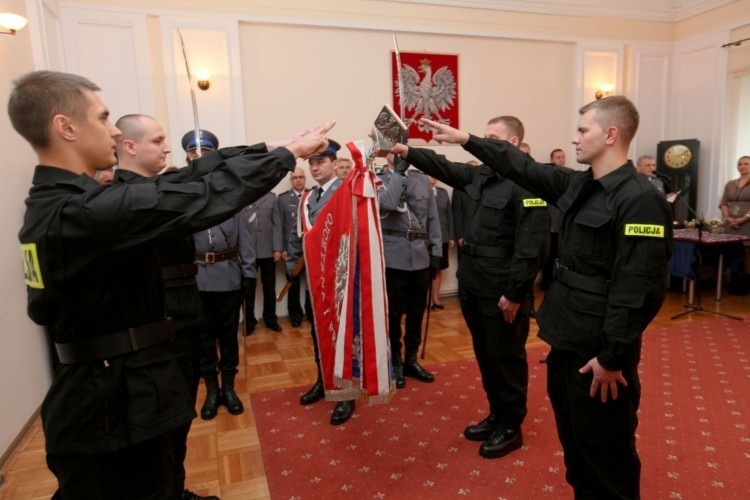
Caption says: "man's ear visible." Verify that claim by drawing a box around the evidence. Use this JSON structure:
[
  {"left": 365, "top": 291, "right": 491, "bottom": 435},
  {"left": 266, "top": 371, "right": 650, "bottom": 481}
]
[
  {"left": 122, "top": 139, "right": 137, "bottom": 156},
  {"left": 51, "top": 114, "right": 76, "bottom": 142},
  {"left": 605, "top": 126, "right": 619, "bottom": 145},
  {"left": 509, "top": 136, "right": 520, "bottom": 147}
]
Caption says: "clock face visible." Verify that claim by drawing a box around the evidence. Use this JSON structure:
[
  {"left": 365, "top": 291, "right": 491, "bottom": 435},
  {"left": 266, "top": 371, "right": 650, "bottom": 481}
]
[{"left": 664, "top": 144, "right": 692, "bottom": 169}]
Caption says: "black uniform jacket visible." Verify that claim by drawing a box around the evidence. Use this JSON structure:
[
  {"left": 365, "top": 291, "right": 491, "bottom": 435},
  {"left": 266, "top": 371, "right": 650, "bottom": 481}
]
[
  {"left": 462, "top": 135, "right": 673, "bottom": 370},
  {"left": 405, "top": 148, "right": 549, "bottom": 303},
  {"left": 19, "top": 144, "right": 294, "bottom": 455},
  {"left": 114, "top": 170, "right": 202, "bottom": 332}
]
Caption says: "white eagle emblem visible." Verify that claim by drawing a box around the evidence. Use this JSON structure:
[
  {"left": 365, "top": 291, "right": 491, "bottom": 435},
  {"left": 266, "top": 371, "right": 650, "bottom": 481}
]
[
  {"left": 334, "top": 234, "right": 350, "bottom": 324},
  {"left": 396, "top": 58, "right": 457, "bottom": 134}
]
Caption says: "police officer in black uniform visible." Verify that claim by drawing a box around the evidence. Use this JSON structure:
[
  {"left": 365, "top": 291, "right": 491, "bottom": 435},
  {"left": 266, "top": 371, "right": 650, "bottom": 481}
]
[
  {"left": 410, "top": 96, "right": 673, "bottom": 499},
  {"left": 395, "top": 116, "right": 549, "bottom": 459},
  {"left": 114, "top": 114, "right": 215, "bottom": 500},
  {"left": 10, "top": 70, "right": 332, "bottom": 500}
]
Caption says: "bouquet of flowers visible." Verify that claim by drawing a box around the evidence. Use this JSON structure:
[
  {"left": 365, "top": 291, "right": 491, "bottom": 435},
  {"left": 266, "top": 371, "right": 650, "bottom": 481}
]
[{"left": 683, "top": 217, "right": 725, "bottom": 233}]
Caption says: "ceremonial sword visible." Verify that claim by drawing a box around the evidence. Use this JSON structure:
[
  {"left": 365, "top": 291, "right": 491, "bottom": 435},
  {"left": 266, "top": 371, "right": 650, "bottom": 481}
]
[{"left": 177, "top": 28, "right": 203, "bottom": 158}]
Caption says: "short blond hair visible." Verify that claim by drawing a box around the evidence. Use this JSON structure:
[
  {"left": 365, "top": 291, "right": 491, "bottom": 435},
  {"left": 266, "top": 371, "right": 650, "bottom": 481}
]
[{"left": 579, "top": 95, "right": 639, "bottom": 145}]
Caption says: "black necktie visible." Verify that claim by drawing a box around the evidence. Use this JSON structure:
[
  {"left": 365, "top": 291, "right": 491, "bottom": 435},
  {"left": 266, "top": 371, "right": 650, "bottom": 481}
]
[{"left": 316, "top": 187, "right": 323, "bottom": 202}]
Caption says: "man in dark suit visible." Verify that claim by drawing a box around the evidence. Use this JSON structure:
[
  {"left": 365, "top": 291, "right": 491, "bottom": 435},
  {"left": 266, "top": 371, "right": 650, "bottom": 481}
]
[
  {"left": 429, "top": 175, "right": 454, "bottom": 309},
  {"left": 243, "top": 192, "right": 283, "bottom": 333}
]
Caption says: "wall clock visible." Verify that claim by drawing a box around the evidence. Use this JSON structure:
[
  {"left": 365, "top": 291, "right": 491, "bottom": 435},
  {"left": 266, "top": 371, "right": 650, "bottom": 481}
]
[{"left": 656, "top": 139, "right": 700, "bottom": 223}]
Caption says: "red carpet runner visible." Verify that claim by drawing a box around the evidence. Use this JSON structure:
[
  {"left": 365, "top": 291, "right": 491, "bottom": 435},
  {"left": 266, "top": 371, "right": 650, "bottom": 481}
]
[{"left": 251, "top": 317, "right": 750, "bottom": 498}]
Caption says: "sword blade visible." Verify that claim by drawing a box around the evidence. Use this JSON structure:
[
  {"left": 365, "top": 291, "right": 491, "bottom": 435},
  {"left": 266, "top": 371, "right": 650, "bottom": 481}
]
[
  {"left": 177, "top": 28, "right": 202, "bottom": 158},
  {"left": 392, "top": 32, "right": 406, "bottom": 127}
]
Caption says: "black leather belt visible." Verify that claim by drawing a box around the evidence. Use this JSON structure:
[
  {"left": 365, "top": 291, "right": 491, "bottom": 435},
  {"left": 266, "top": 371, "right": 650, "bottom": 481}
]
[
  {"left": 554, "top": 261, "right": 609, "bottom": 295},
  {"left": 382, "top": 229, "right": 428, "bottom": 240},
  {"left": 55, "top": 319, "right": 175, "bottom": 364},
  {"left": 161, "top": 263, "right": 198, "bottom": 280},
  {"left": 462, "top": 242, "right": 512, "bottom": 259},
  {"left": 196, "top": 248, "right": 238, "bottom": 264}
]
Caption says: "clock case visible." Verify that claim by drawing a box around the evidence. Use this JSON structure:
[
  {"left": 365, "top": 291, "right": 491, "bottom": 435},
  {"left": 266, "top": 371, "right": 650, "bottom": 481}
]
[{"left": 656, "top": 139, "right": 700, "bottom": 223}]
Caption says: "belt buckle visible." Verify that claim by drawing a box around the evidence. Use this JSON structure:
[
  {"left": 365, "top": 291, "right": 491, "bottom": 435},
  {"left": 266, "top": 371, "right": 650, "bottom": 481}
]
[
  {"left": 406, "top": 230, "right": 416, "bottom": 241},
  {"left": 205, "top": 252, "right": 216, "bottom": 264},
  {"left": 554, "top": 259, "right": 568, "bottom": 271}
]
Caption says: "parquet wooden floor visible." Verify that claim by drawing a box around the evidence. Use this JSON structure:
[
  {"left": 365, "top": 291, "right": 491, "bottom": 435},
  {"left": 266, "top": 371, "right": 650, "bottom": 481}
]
[{"left": 0, "top": 288, "right": 747, "bottom": 499}]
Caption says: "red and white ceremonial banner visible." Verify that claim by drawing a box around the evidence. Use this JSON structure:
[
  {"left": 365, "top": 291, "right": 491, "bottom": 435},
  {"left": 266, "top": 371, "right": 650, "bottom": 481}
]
[
  {"left": 392, "top": 51, "right": 459, "bottom": 143},
  {"left": 303, "top": 141, "right": 393, "bottom": 404}
]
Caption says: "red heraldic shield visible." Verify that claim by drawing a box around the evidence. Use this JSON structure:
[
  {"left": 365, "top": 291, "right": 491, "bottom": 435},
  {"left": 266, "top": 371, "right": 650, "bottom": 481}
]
[
  {"left": 392, "top": 51, "right": 459, "bottom": 143},
  {"left": 303, "top": 142, "right": 393, "bottom": 404}
]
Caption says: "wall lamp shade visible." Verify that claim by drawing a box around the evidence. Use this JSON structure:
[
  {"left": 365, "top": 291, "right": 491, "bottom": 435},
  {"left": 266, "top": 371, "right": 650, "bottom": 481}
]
[
  {"left": 0, "top": 13, "right": 28, "bottom": 35},
  {"left": 196, "top": 70, "right": 211, "bottom": 91},
  {"left": 595, "top": 84, "right": 615, "bottom": 100}
]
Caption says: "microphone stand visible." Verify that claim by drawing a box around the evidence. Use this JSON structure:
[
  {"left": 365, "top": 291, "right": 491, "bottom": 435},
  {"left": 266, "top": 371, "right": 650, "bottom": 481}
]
[{"left": 670, "top": 193, "right": 742, "bottom": 320}]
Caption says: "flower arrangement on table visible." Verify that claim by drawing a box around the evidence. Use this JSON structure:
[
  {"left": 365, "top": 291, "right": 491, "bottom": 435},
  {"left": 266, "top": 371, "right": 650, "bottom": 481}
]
[{"left": 682, "top": 217, "right": 725, "bottom": 234}]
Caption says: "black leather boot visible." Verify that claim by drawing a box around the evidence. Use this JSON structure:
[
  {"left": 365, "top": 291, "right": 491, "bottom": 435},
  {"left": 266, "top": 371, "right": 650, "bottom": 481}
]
[
  {"left": 393, "top": 354, "right": 405, "bottom": 389},
  {"left": 221, "top": 373, "right": 244, "bottom": 415},
  {"left": 300, "top": 377, "right": 325, "bottom": 405},
  {"left": 200, "top": 377, "right": 221, "bottom": 420},
  {"left": 403, "top": 352, "right": 434, "bottom": 383},
  {"left": 464, "top": 413, "right": 500, "bottom": 441}
]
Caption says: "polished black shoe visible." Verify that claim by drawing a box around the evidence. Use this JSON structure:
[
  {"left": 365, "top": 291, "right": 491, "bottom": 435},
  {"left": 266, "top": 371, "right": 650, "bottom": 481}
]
[
  {"left": 403, "top": 359, "right": 435, "bottom": 383},
  {"left": 200, "top": 389, "right": 221, "bottom": 420},
  {"left": 464, "top": 414, "right": 500, "bottom": 441},
  {"left": 244, "top": 322, "right": 257, "bottom": 336},
  {"left": 266, "top": 322, "right": 282, "bottom": 332},
  {"left": 291, "top": 318, "right": 302, "bottom": 327},
  {"left": 479, "top": 428, "right": 523, "bottom": 459},
  {"left": 300, "top": 379, "right": 325, "bottom": 405},
  {"left": 330, "top": 400, "right": 355, "bottom": 425},
  {"left": 182, "top": 489, "right": 220, "bottom": 500},
  {"left": 394, "top": 363, "right": 405, "bottom": 389},
  {"left": 222, "top": 387, "right": 244, "bottom": 415},
  {"left": 431, "top": 303, "right": 445, "bottom": 310}
]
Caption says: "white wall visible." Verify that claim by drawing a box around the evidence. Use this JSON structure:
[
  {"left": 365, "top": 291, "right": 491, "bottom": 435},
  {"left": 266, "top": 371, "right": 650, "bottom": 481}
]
[{"left": 0, "top": 0, "right": 55, "bottom": 463}]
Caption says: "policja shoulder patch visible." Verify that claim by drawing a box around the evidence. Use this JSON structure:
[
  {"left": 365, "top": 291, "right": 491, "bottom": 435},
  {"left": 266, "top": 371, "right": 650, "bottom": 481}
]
[
  {"left": 522, "top": 198, "right": 547, "bottom": 207},
  {"left": 624, "top": 224, "right": 664, "bottom": 238},
  {"left": 21, "top": 243, "right": 45, "bottom": 289}
]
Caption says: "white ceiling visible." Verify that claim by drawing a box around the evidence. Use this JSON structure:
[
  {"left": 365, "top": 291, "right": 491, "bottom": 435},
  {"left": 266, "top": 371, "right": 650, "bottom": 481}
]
[{"left": 382, "top": 0, "right": 737, "bottom": 22}]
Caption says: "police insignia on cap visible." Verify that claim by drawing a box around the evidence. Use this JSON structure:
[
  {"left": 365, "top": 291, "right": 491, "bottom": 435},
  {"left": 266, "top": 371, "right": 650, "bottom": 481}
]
[
  {"left": 181, "top": 129, "right": 219, "bottom": 152},
  {"left": 309, "top": 139, "right": 341, "bottom": 161}
]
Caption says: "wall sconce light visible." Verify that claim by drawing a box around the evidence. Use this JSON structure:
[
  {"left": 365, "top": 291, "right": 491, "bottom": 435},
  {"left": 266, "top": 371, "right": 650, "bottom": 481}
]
[
  {"left": 595, "top": 84, "right": 615, "bottom": 100},
  {"left": 0, "top": 12, "right": 28, "bottom": 35},
  {"left": 196, "top": 70, "right": 211, "bottom": 91}
]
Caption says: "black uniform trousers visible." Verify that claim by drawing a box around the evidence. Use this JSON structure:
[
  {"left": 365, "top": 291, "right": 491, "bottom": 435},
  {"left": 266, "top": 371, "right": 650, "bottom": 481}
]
[
  {"left": 460, "top": 292, "right": 529, "bottom": 430},
  {"left": 287, "top": 274, "right": 305, "bottom": 324},
  {"left": 546, "top": 348, "right": 641, "bottom": 500},
  {"left": 171, "top": 324, "right": 202, "bottom": 495},
  {"left": 385, "top": 267, "right": 430, "bottom": 357},
  {"left": 199, "top": 290, "right": 242, "bottom": 378},
  {"left": 48, "top": 433, "right": 177, "bottom": 500},
  {"left": 303, "top": 290, "right": 322, "bottom": 378},
  {"left": 245, "top": 257, "right": 278, "bottom": 326}
]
